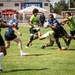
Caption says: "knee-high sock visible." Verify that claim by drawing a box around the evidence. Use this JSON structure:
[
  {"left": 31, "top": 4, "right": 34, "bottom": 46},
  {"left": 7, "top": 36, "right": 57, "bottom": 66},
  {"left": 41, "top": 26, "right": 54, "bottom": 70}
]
[
  {"left": 0, "top": 52, "right": 4, "bottom": 69},
  {"left": 0, "top": 52, "right": 4, "bottom": 58}
]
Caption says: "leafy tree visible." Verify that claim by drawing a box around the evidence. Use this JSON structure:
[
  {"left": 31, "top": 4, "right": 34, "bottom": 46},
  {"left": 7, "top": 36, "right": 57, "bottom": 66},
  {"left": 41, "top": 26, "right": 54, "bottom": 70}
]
[
  {"left": 50, "top": 3, "right": 54, "bottom": 13},
  {"left": 53, "top": 0, "right": 68, "bottom": 14}
]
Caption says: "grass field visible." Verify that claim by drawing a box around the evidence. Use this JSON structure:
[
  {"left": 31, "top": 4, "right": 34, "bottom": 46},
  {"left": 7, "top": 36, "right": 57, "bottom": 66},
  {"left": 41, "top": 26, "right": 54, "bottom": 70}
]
[{"left": 0, "top": 26, "right": 75, "bottom": 75}]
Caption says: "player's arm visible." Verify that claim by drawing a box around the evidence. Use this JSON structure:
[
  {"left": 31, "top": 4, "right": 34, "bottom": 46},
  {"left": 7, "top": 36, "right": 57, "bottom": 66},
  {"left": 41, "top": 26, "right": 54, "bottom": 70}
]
[
  {"left": 29, "top": 21, "right": 35, "bottom": 27},
  {"left": 10, "top": 22, "right": 22, "bottom": 36},
  {"left": 12, "top": 27, "right": 22, "bottom": 36},
  {"left": 0, "top": 22, "right": 15, "bottom": 28},
  {"left": 49, "top": 23, "right": 57, "bottom": 29},
  {"left": 60, "top": 18, "right": 70, "bottom": 25},
  {"left": 29, "top": 16, "right": 36, "bottom": 27}
]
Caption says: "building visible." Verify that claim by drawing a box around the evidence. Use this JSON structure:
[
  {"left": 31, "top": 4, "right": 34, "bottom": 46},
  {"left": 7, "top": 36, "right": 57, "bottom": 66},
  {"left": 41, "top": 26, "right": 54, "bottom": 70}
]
[{"left": 0, "top": 0, "right": 50, "bottom": 19}]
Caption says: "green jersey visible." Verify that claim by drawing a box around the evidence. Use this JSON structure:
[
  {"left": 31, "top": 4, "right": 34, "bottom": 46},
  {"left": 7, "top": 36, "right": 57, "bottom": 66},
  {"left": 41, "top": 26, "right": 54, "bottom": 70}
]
[
  {"left": 67, "top": 16, "right": 75, "bottom": 31},
  {"left": 30, "top": 15, "right": 38, "bottom": 27}
]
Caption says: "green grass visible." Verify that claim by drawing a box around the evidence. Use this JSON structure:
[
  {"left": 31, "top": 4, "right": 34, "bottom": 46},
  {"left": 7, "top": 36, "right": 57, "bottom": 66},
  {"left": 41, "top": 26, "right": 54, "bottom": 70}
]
[{"left": 0, "top": 26, "right": 75, "bottom": 75}]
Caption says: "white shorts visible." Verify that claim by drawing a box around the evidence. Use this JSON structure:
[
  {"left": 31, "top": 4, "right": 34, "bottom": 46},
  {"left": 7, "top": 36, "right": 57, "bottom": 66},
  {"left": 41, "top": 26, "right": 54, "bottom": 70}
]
[{"left": 43, "top": 31, "right": 55, "bottom": 41}]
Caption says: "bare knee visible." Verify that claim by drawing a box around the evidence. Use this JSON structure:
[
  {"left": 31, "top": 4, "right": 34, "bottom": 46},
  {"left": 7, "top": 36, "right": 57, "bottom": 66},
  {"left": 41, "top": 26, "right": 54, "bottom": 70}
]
[{"left": 16, "top": 39, "right": 22, "bottom": 44}]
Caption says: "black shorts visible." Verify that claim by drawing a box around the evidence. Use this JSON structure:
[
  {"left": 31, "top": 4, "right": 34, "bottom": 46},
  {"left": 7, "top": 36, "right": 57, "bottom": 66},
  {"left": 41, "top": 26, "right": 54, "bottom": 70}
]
[
  {"left": 5, "top": 31, "right": 17, "bottom": 41},
  {"left": 70, "top": 30, "right": 75, "bottom": 36},
  {"left": 54, "top": 26, "right": 67, "bottom": 38},
  {"left": 29, "top": 27, "right": 40, "bottom": 35},
  {"left": 0, "top": 34, "right": 5, "bottom": 46}
]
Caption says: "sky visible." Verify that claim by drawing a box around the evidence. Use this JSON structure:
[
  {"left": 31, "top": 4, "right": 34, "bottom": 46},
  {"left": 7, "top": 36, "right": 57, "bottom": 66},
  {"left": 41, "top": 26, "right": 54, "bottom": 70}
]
[{"left": 50, "top": 0, "right": 68, "bottom": 6}]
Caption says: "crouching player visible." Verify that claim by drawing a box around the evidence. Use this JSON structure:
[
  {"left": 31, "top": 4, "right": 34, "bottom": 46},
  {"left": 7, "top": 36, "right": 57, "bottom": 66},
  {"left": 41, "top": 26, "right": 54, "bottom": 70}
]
[
  {"left": 39, "top": 31, "right": 55, "bottom": 49},
  {"left": 39, "top": 31, "right": 68, "bottom": 49}
]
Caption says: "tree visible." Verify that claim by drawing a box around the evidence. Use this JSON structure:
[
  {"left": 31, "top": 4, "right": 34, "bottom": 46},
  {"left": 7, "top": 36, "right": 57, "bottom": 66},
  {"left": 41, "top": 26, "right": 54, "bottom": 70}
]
[
  {"left": 50, "top": 3, "right": 54, "bottom": 13},
  {"left": 53, "top": 0, "right": 68, "bottom": 14}
]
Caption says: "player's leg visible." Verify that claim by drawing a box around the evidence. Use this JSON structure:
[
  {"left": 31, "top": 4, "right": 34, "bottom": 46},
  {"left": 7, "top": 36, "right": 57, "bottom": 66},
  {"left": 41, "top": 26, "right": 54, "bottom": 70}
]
[
  {"left": 14, "top": 37, "right": 28, "bottom": 56},
  {"left": 62, "top": 36, "right": 69, "bottom": 50},
  {"left": 37, "top": 28, "right": 41, "bottom": 38},
  {"left": 41, "top": 39, "right": 54, "bottom": 49},
  {"left": 39, "top": 35, "right": 46, "bottom": 40},
  {"left": 39, "top": 31, "right": 51, "bottom": 40},
  {"left": 63, "top": 30, "right": 75, "bottom": 49},
  {"left": 0, "top": 52, "right": 4, "bottom": 72},
  {"left": 66, "top": 31, "right": 75, "bottom": 49},
  {"left": 0, "top": 46, "right": 6, "bottom": 72},
  {"left": 59, "top": 27, "right": 70, "bottom": 49},
  {"left": 4, "top": 31, "right": 13, "bottom": 49},
  {"left": 0, "top": 35, "right": 7, "bottom": 56},
  {"left": 55, "top": 38, "right": 62, "bottom": 50},
  {"left": 0, "top": 35, "right": 7, "bottom": 72},
  {"left": 54, "top": 32, "right": 62, "bottom": 50},
  {"left": 26, "top": 27, "right": 35, "bottom": 48},
  {"left": 0, "top": 55, "right": 3, "bottom": 72},
  {"left": 5, "top": 41, "right": 10, "bottom": 49},
  {"left": 39, "top": 33, "right": 48, "bottom": 40},
  {"left": 26, "top": 34, "right": 34, "bottom": 48}
]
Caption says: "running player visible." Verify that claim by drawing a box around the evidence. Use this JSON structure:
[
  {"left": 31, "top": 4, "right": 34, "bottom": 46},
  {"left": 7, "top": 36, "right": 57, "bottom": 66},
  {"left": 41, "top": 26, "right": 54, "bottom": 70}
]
[
  {"left": 47, "top": 14, "right": 71, "bottom": 50},
  {"left": 0, "top": 17, "right": 15, "bottom": 72},
  {"left": 60, "top": 12, "right": 75, "bottom": 49},
  {"left": 39, "top": 31, "right": 55, "bottom": 49},
  {"left": 39, "top": 31, "right": 68, "bottom": 49},
  {"left": 4, "top": 12, "right": 28, "bottom": 56},
  {"left": 26, "top": 8, "right": 41, "bottom": 48}
]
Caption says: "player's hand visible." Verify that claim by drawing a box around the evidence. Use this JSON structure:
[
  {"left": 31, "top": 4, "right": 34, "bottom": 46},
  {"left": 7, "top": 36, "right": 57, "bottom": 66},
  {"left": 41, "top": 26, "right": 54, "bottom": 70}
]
[
  {"left": 16, "top": 27, "right": 19, "bottom": 30},
  {"left": 34, "top": 25, "right": 39, "bottom": 28},
  {"left": 18, "top": 32, "right": 22, "bottom": 36},
  {"left": 48, "top": 24, "right": 52, "bottom": 27}
]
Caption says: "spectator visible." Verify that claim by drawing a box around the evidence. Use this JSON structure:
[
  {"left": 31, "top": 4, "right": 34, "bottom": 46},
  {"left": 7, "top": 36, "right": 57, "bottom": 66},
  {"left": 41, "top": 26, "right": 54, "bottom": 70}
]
[{"left": 39, "top": 13, "right": 45, "bottom": 27}]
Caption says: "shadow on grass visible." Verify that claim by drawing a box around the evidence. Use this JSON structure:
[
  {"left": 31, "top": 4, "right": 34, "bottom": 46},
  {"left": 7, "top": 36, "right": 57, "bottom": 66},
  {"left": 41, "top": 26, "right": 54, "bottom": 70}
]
[
  {"left": 64, "top": 48, "right": 75, "bottom": 51},
  {"left": 3, "top": 68, "right": 48, "bottom": 73},
  {"left": 28, "top": 53, "right": 51, "bottom": 56}
]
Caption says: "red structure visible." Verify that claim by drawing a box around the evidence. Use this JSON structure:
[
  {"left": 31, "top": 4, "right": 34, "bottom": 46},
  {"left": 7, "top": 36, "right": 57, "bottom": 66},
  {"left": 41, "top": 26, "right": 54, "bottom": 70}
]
[{"left": 2, "top": 9, "right": 16, "bottom": 17}]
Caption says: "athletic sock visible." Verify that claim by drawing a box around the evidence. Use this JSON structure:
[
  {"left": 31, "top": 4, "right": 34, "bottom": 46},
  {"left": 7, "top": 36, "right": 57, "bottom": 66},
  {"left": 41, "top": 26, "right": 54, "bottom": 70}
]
[
  {"left": 0, "top": 53, "right": 4, "bottom": 72},
  {"left": 0, "top": 53, "right": 4, "bottom": 58},
  {"left": 20, "top": 50, "right": 24, "bottom": 53}
]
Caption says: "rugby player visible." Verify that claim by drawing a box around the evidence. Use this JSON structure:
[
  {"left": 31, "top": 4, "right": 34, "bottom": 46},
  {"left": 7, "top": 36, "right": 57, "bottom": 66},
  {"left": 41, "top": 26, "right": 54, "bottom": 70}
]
[
  {"left": 26, "top": 8, "right": 41, "bottom": 48},
  {"left": 4, "top": 12, "right": 28, "bottom": 56}
]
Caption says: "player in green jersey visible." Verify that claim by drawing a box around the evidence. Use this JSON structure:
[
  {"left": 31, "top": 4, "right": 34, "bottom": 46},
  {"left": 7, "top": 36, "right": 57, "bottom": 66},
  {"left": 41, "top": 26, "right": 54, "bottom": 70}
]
[
  {"left": 61, "top": 12, "right": 75, "bottom": 49},
  {"left": 39, "top": 31, "right": 68, "bottom": 49},
  {"left": 26, "top": 8, "right": 41, "bottom": 48}
]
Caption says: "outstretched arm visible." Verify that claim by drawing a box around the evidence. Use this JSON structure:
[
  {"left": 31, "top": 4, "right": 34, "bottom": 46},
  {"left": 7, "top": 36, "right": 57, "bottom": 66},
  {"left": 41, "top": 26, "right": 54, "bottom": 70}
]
[
  {"left": 12, "top": 27, "right": 22, "bottom": 36},
  {"left": 60, "top": 19, "right": 69, "bottom": 25},
  {"left": 48, "top": 23, "right": 57, "bottom": 29},
  {"left": 0, "top": 23, "right": 15, "bottom": 28}
]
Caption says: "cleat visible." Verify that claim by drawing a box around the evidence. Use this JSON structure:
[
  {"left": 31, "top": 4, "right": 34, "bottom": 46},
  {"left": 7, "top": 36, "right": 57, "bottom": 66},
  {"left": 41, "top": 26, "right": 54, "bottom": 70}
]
[
  {"left": 25, "top": 46, "right": 29, "bottom": 48},
  {"left": 0, "top": 69, "right": 3, "bottom": 72},
  {"left": 58, "top": 48, "right": 62, "bottom": 50},
  {"left": 21, "top": 52, "right": 29, "bottom": 56},
  {"left": 41, "top": 46, "right": 45, "bottom": 49},
  {"left": 62, "top": 47, "right": 69, "bottom": 50}
]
